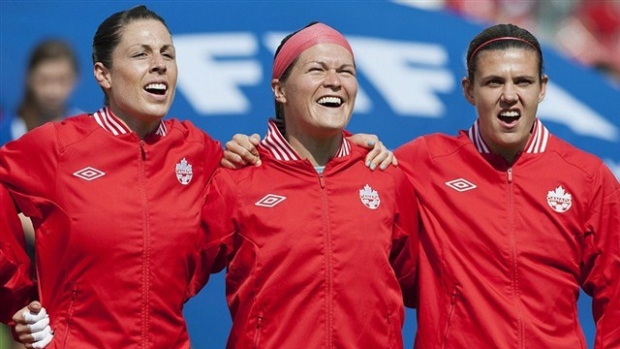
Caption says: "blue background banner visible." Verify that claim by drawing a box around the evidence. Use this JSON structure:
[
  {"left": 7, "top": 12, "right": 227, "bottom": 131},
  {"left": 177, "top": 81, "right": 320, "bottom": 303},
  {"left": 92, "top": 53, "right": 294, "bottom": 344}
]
[{"left": 2, "top": 1, "right": 618, "bottom": 348}]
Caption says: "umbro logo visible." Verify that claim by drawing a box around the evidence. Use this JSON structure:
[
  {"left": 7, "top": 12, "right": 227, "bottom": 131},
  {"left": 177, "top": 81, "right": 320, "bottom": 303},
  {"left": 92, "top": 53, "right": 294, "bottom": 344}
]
[
  {"left": 445, "top": 178, "right": 477, "bottom": 192},
  {"left": 73, "top": 167, "right": 105, "bottom": 181},
  {"left": 255, "top": 194, "right": 286, "bottom": 208}
]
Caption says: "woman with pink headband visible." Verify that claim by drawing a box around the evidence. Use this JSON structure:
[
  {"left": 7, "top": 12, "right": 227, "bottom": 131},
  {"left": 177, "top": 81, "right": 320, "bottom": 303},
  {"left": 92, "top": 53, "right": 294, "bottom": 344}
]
[{"left": 203, "top": 22, "right": 419, "bottom": 348}]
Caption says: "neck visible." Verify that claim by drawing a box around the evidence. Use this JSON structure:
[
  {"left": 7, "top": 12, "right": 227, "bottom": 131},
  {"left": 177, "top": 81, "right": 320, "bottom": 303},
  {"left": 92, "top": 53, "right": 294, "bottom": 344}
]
[
  {"left": 496, "top": 149, "right": 519, "bottom": 164},
  {"left": 480, "top": 130, "right": 532, "bottom": 165},
  {"left": 21, "top": 105, "right": 65, "bottom": 131},
  {"left": 128, "top": 121, "right": 159, "bottom": 140},
  {"left": 286, "top": 131, "right": 343, "bottom": 166},
  {"left": 108, "top": 106, "right": 161, "bottom": 139}
]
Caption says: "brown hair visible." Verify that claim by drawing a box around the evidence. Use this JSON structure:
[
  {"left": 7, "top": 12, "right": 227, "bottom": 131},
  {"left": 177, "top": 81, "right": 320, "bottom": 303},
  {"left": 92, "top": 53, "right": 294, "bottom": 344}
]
[
  {"left": 18, "top": 39, "right": 79, "bottom": 131},
  {"left": 92, "top": 5, "right": 170, "bottom": 105},
  {"left": 466, "top": 23, "right": 544, "bottom": 81}
]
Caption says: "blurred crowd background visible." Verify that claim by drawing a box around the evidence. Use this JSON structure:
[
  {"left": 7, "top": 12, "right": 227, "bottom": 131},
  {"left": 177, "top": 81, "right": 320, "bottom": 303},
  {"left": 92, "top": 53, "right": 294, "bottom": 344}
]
[{"left": 406, "top": 0, "right": 620, "bottom": 84}]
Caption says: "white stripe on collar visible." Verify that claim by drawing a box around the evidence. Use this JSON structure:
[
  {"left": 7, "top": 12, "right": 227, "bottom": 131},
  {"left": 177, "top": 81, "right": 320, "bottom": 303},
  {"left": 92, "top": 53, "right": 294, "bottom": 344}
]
[
  {"left": 90, "top": 107, "right": 167, "bottom": 137},
  {"left": 259, "top": 119, "right": 351, "bottom": 161},
  {"left": 468, "top": 118, "right": 548, "bottom": 154}
]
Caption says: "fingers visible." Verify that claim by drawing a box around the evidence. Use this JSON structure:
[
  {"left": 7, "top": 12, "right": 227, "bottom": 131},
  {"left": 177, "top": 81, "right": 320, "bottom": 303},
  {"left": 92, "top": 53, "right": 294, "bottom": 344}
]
[
  {"left": 15, "top": 322, "right": 34, "bottom": 343},
  {"left": 30, "top": 325, "right": 53, "bottom": 349},
  {"left": 27, "top": 313, "right": 50, "bottom": 333},
  {"left": 248, "top": 133, "right": 261, "bottom": 146},
  {"left": 22, "top": 324, "right": 53, "bottom": 349},
  {"left": 221, "top": 134, "right": 262, "bottom": 169},
  {"left": 23, "top": 307, "right": 47, "bottom": 323},
  {"left": 346, "top": 133, "right": 377, "bottom": 150},
  {"left": 14, "top": 305, "right": 54, "bottom": 348},
  {"left": 30, "top": 325, "right": 51, "bottom": 342},
  {"left": 344, "top": 133, "right": 397, "bottom": 171},
  {"left": 391, "top": 154, "right": 399, "bottom": 167},
  {"left": 365, "top": 141, "right": 396, "bottom": 171},
  {"left": 13, "top": 302, "right": 40, "bottom": 325},
  {"left": 221, "top": 149, "right": 249, "bottom": 170},
  {"left": 27, "top": 301, "right": 42, "bottom": 313}
]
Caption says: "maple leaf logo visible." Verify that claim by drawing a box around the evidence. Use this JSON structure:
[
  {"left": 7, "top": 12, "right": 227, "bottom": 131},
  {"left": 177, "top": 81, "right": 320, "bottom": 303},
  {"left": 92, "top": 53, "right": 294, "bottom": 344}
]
[
  {"left": 359, "top": 184, "right": 380, "bottom": 210},
  {"left": 546, "top": 185, "right": 572, "bottom": 213}
]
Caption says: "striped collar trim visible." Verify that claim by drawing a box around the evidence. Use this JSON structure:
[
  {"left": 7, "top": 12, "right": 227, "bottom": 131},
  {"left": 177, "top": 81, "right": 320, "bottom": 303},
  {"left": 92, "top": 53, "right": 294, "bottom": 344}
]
[
  {"left": 468, "top": 118, "right": 549, "bottom": 154},
  {"left": 90, "top": 107, "right": 167, "bottom": 137},
  {"left": 260, "top": 119, "right": 351, "bottom": 161}
]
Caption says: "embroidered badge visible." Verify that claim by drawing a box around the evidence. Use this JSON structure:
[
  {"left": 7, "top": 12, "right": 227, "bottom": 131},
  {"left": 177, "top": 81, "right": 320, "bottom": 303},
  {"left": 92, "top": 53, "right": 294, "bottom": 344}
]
[
  {"left": 255, "top": 194, "right": 286, "bottom": 208},
  {"left": 445, "top": 178, "right": 477, "bottom": 192},
  {"left": 546, "top": 186, "right": 572, "bottom": 213},
  {"left": 73, "top": 167, "right": 105, "bottom": 181},
  {"left": 175, "top": 158, "right": 193, "bottom": 185},
  {"left": 359, "top": 184, "right": 380, "bottom": 210}
]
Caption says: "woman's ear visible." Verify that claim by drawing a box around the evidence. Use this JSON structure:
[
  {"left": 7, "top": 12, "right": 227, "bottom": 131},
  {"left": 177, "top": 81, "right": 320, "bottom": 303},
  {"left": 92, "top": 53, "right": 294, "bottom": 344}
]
[
  {"left": 462, "top": 77, "right": 476, "bottom": 106},
  {"left": 271, "top": 78, "right": 286, "bottom": 103},
  {"left": 538, "top": 74, "right": 549, "bottom": 103},
  {"left": 94, "top": 62, "right": 111, "bottom": 89}
]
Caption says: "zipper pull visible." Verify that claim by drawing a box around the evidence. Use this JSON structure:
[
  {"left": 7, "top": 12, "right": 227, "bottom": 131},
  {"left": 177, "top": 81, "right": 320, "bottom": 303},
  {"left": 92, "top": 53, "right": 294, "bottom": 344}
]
[
  {"left": 319, "top": 173, "right": 325, "bottom": 188},
  {"left": 140, "top": 141, "right": 146, "bottom": 160}
]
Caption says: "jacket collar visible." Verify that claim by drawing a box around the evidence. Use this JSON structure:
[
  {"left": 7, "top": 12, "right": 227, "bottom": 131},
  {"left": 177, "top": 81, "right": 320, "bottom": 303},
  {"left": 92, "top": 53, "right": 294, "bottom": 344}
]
[
  {"left": 468, "top": 118, "right": 549, "bottom": 154},
  {"left": 90, "top": 107, "right": 167, "bottom": 137},
  {"left": 260, "top": 119, "right": 351, "bottom": 161}
]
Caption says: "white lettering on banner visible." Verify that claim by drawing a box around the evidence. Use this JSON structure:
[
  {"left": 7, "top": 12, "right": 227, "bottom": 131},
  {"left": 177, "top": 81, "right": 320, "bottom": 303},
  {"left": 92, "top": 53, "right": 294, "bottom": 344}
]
[
  {"left": 175, "top": 33, "right": 262, "bottom": 114},
  {"left": 348, "top": 37, "right": 454, "bottom": 117},
  {"left": 539, "top": 83, "right": 619, "bottom": 141}
]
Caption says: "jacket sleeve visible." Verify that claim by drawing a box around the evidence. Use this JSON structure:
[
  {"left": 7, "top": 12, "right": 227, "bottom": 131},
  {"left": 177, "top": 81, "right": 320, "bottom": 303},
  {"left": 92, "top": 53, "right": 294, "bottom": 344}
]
[
  {"left": 390, "top": 167, "right": 420, "bottom": 309},
  {"left": 0, "top": 123, "right": 59, "bottom": 222},
  {"left": 200, "top": 130, "right": 224, "bottom": 180},
  {"left": 581, "top": 163, "right": 620, "bottom": 349},
  {"left": 0, "top": 183, "right": 35, "bottom": 324},
  {"left": 187, "top": 168, "right": 236, "bottom": 298}
]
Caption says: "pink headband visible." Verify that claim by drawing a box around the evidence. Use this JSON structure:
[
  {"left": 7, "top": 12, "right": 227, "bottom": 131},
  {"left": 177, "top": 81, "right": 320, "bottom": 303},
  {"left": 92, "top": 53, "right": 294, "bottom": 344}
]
[
  {"left": 272, "top": 23, "right": 354, "bottom": 79},
  {"left": 469, "top": 36, "right": 537, "bottom": 64}
]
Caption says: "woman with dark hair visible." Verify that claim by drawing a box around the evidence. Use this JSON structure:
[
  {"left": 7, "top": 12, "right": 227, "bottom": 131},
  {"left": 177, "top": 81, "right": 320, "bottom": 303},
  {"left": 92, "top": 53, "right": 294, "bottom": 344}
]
[
  {"left": 0, "top": 6, "right": 224, "bottom": 348},
  {"left": 0, "top": 39, "right": 80, "bottom": 146},
  {"left": 395, "top": 23, "right": 620, "bottom": 348}
]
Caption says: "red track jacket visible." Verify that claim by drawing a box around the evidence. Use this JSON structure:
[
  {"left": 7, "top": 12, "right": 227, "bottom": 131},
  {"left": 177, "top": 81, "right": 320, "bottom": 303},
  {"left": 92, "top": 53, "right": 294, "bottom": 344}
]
[
  {"left": 202, "top": 120, "right": 419, "bottom": 349},
  {"left": 0, "top": 183, "right": 34, "bottom": 324},
  {"left": 0, "top": 107, "right": 222, "bottom": 348},
  {"left": 396, "top": 119, "right": 620, "bottom": 349}
]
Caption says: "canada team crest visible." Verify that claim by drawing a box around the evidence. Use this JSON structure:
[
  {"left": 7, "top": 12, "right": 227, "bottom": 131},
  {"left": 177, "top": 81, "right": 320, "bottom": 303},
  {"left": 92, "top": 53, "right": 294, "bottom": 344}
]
[
  {"left": 546, "top": 185, "right": 572, "bottom": 213},
  {"left": 359, "top": 184, "right": 380, "bottom": 210},
  {"left": 175, "top": 158, "right": 193, "bottom": 185}
]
